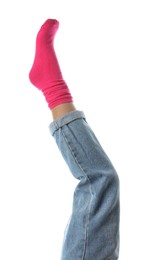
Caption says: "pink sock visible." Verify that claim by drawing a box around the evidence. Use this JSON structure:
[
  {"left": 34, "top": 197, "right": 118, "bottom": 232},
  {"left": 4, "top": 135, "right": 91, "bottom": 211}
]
[{"left": 29, "top": 19, "right": 73, "bottom": 109}]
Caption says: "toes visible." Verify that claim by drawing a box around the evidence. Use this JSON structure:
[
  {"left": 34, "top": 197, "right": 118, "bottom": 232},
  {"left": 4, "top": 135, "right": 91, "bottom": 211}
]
[
  {"left": 36, "top": 19, "right": 59, "bottom": 44},
  {"left": 41, "top": 19, "right": 59, "bottom": 29}
]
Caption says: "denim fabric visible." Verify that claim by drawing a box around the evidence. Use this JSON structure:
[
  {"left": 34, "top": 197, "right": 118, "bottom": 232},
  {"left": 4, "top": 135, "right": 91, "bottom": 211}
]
[{"left": 49, "top": 110, "right": 120, "bottom": 260}]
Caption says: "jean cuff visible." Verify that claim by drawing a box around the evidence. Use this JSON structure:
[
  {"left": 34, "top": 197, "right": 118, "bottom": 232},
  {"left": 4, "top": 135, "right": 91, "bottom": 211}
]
[{"left": 49, "top": 110, "right": 85, "bottom": 135}]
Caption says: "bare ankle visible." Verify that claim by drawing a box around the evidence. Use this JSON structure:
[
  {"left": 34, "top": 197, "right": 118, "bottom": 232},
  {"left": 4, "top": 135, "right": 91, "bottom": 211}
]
[{"left": 51, "top": 103, "right": 76, "bottom": 120}]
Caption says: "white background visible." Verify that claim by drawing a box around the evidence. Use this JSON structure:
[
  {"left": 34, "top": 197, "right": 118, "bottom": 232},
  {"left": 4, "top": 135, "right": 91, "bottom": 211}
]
[{"left": 0, "top": 0, "right": 147, "bottom": 259}]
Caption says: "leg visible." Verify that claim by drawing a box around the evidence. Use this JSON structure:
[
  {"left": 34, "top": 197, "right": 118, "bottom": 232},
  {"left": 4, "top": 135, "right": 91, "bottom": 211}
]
[
  {"left": 29, "top": 19, "right": 120, "bottom": 259},
  {"left": 49, "top": 111, "right": 119, "bottom": 260},
  {"left": 51, "top": 103, "right": 76, "bottom": 120}
]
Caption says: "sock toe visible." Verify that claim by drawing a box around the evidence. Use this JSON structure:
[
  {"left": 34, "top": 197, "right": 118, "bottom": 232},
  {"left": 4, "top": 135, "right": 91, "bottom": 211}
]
[
  {"left": 37, "top": 19, "right": 59, "bottom": 42},
  {"left": 41, "top": 19, "right": 59, "bottom": 30}
]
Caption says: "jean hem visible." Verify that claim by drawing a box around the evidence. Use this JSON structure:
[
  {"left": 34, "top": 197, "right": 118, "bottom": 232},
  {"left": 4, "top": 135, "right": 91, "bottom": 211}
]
[{"left": 49, "top": 110, "right": 85, "bottom": 135}]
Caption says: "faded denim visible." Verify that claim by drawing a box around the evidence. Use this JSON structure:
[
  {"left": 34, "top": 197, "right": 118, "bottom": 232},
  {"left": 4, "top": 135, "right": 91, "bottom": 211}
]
[{"left": 49, "top": 110, "right": 120, "bottom": 260}]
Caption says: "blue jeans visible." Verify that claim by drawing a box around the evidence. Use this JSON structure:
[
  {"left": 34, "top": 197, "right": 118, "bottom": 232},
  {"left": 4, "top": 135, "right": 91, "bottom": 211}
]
[{"left": 49, "top": 110, "right": 120, "bottom": 260}]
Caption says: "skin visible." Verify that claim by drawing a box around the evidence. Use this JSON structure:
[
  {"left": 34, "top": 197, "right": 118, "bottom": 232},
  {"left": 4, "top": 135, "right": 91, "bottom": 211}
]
[{"left": 51, "top": 102, "right": 76, "bottom": 120}]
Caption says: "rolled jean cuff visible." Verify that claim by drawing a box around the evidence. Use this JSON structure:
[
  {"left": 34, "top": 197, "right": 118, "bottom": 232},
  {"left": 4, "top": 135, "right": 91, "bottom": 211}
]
[{"left": 49, "top": 110, "right": 86, "bottom": 135}]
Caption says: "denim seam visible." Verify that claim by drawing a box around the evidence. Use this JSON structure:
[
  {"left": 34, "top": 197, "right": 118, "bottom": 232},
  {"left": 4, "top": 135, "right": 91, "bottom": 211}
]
[{"left": 61, "top": 128, "right": 93, "bottom": 260}]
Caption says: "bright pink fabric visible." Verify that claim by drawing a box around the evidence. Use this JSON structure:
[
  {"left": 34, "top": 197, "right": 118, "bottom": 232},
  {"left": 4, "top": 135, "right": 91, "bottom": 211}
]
[{"left": 29, "top": 19, "right": 73, "bottom": 109}]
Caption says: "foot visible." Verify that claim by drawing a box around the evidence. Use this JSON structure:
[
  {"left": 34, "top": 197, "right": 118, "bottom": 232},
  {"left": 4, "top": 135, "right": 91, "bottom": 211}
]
[
  {"left": 29, "top": 19, "right": 60, "bottom": 90},
  {"left": 28, "top": 19, "right": 73, "bottom": 109}
]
